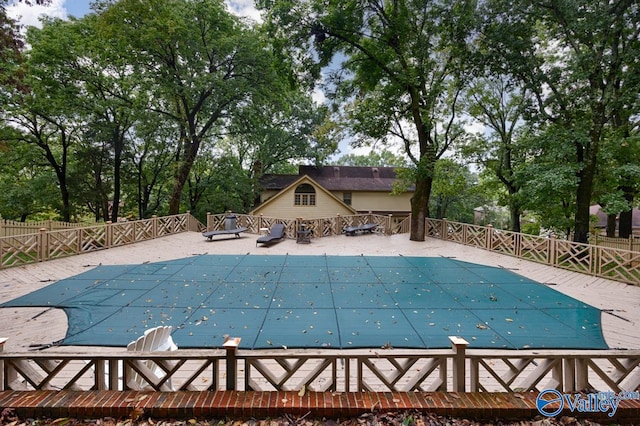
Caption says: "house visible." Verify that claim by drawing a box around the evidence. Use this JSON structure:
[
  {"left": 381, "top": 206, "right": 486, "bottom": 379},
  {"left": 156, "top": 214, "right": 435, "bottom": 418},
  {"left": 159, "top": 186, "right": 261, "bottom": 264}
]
[
  {"left": 250, "top": 165, "right": 413, "bottom": 219},
  {"left": 590, "top": 204, "right": 640, "bottom": 236}
]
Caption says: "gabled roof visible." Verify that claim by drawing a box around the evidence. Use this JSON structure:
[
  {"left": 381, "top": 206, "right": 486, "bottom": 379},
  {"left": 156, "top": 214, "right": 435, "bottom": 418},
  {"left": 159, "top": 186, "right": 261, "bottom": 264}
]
[
  {"left": 250, "top": 174, "right": 358, "bottom": 216},
  {"left": 259, "top": 165, "right": 407, "bottom": 192}
]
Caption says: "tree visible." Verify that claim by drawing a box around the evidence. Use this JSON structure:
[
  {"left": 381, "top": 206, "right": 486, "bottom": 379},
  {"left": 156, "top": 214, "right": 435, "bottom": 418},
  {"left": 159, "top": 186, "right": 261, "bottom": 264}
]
[
  {"left": 516, "top": 125, "right": 579, "bottom": 237},
  {"left": 187, "top": 152, "right": 252, "bottom": 220},
  {"left": 461, "top": 77, "right": 531, "bottom": 232},
  {"left": 0, "top": 136, "right": 58, "bottom": 220},
  {"left": 98, "top": 0, "right": 279, "bottom": 215},
  {"left": 480, "top": 0, "right": 640, "bottom": 243},
  {"left": 258, "top": 0, "right": 477, "bottom": 241},
  {"left": 226, "top": 91, "right": 337, "bottom": 178},
  {"left": 3, "top": 17, "right": 88, "bottom": 222},
  {"left": 128, "top": 112, "right": 176, "bottom": 219},
  {"left": 0, "top": 0, "right": 50, "bottom": 89}
]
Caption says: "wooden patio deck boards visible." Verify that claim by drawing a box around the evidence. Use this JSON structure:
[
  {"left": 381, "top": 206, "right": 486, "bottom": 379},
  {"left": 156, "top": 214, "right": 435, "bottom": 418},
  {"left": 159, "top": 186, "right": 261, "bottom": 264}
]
[{"left": 0, "top": 232, "right": 638, "bottom": 422}]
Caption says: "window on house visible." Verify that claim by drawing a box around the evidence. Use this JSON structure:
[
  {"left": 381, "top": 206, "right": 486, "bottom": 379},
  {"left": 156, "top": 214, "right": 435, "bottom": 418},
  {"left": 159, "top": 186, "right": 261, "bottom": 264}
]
[
  {"left": 343, "top": 192, "right": 352, "bottom": 206},
  {"left": 294, "top": 183, "right": 316, "bottom": 206}
]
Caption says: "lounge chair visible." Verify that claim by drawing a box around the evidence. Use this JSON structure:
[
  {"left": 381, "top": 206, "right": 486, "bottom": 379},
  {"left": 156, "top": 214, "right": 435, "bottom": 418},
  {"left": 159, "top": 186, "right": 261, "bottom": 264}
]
[
  {"left": 125, "top": 326, "right": 178, "bottom": 391},
  {"left": 202, "top": 214, "right": 248, "bottom": 240},
  {"left": 256, "top": 223, "right": 286, "bottom": 246},
  {"left": 343, "top": 223, "right": 377, "bottom": 236}
]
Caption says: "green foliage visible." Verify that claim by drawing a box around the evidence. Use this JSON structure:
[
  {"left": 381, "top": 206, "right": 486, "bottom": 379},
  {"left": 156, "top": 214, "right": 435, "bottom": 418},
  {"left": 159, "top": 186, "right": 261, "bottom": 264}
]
[
  {"left": 187, "top": 154, "right": 253, "bottom": 223},
  {"left": 430, "top": 159, "right": 470, "bottom": 219},
  {"left": 225, "top": 91, "right": 337, "bottom": 175}
]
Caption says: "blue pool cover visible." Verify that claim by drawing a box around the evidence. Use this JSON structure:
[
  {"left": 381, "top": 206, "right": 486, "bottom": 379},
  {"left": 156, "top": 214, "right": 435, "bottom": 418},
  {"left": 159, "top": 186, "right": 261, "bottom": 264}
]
[{"left": 1, "top": 255, "right": 608, "bottom": 350}]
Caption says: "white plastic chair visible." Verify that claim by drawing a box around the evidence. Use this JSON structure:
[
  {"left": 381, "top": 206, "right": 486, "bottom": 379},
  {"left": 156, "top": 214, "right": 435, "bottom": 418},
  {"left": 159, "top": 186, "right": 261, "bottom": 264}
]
[{"left": 125, "top": 326, "right": 178, "bottom": 391}]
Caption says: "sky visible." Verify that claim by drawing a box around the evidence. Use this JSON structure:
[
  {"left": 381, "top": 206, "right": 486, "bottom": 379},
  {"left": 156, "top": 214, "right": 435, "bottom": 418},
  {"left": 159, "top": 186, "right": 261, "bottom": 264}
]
[
  {"left": 7, "top": 0, "right": 91, "bottom": 27},
  {"left": 7, "top": 0, "right": 262, "bottom": 28}
]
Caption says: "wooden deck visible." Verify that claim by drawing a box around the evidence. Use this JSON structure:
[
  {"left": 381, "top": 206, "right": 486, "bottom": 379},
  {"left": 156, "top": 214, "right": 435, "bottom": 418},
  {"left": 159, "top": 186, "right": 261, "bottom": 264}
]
[
  {"left": 1, "top": 231, "right": 637, "bottom": 353},
  {"left": 1, "top": 232, "right": 639, "bottom": 420}
]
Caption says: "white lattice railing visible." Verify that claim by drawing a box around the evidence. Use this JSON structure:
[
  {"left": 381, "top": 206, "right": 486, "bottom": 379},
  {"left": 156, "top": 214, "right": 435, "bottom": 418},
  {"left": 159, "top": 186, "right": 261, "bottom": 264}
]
[{"left": 1, "top": 337, "right": 637, "bottom": 394}]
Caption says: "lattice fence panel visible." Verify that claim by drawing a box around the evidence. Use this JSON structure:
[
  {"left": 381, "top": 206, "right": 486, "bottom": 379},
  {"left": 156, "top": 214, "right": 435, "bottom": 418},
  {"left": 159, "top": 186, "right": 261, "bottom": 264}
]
[
  {"left": 446, "top": 222, "right": 465, "bottom": 244},
  {"left": 0, "top": 234, "right": 40, "bottom": 267},
  {"left": 320, "top": 217, "right": 339, "bottom": 237},
  {"left": 111, "top": 223, "right": 135, "bottom": 247},
  {"left": 245, "top": 357, "right": 337, "bottom": 392},
  {"left": 123, "top": 358, "right": 221, "bottom": 391},
  {"left": 357, "top": 356, "right": 448, "bottom": 392},
  {"left": 206, "top": 215, "right": 227, "bottom": 232},
  {"left": 491, "top": 230, "right": 518, "bottom": 256},
  {"left": 465, "top": 225, "right": 487, "bottom": 249},
  {"left": 239, "top": 214, "right": 260, "bottom": 233},
  {"left": 80, "top": 227, "right": 107, "bottom": 253},
  {"left": 425, "top": 219, "right": 441, "bottom": 238},
  {"left": 577, "top": 357, "right": 640, "bottom": 393},
  {"left": 519, "top": 235, "right": 550, "bottom": 264},
  {"left": 470, "top": 357, "right": 562, "bottom": 392},
  {"left": 555, "top": 241, "right": 593, "bottom": 275},
  {"left": 134, "top": 220, "right": 155, "bottom": 241},
  {"left": 47, "top": 229, "right": 80, "bottom": 259},
  {"left": 596, "top": 247, "right": 640, "bottom": 284},
  {"left": 157, "top": 215, "right": 187, "bottom": 236}
]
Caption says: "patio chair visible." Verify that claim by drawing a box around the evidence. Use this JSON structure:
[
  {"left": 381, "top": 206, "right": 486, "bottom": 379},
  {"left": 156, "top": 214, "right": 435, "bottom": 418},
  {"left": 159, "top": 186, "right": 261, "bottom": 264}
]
[
  {"left": 343, "top": 223, "right": 377, "bottom": 236},
  {"left": 203, "top": 214, "right": 248, "bottom": 240},
  {"left": 125, "top": 325, "right": 178, "bottom": 391},
  {"left": 256, "top": 223, "right": 286, "bottom": 246}
]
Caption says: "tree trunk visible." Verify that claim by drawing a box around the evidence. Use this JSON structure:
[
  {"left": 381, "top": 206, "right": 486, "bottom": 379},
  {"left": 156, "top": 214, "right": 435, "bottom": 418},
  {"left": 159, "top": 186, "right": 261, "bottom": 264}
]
[
  {"left": 510, "top": 207, "right": 521, "bottom": 233},
  {"left": 606, "top": 214, "right": 617, "bottom": 237},
  {"left": 111, "top": 138, "right": 123, "bottom": 223},
  {"left": 168, "top": 134, "right": 200, "bottom": 215},
  {"left": 409, "top": 176, "right": 432, "bottom": 241},
  {"left": 573, "top": 145, "right": 598, "bottom": 244},
  {"left": 618, "top": 190, "right": 634, "bottom": 238}
]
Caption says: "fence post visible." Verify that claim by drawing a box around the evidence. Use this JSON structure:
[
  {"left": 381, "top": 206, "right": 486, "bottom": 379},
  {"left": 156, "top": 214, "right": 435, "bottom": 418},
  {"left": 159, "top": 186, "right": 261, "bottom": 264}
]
[
  {"left": 105, "top": 221, "right": 113, "bottom": 249},
  {"left": 39, "top": 228, "right": 48, "bottom": 262},
  {"left": 449, "top": 336, "right": 468, "bottom": 392},
  {"left": 223, "top": 337, "right": 241, "bottom": 390},
  {"left": 563, "top": 358, "right": 575, "bottom": 392},
  {"left": 387, "top": 214, "right": 392, "bottom": 235},
  {"left": 152, "top": 215, "right": 158, "bottom": 239},
  {"left": 441, "top": 218, "right": 447, "bottom": 240},
  {"left": 0, "top": 338, "right": 6, "bottom": 390},
  {"left": 486, "top": 224, "right": 493, "bottom": 250},
  {"left": 548, "top": 234, "right": 556, "bottom": 265},
  {"left": 336, "top": 214, "right": 341, "bottom": 236},
  {"left": 206, "top": 212, "right": 211, "bottom": 232}
]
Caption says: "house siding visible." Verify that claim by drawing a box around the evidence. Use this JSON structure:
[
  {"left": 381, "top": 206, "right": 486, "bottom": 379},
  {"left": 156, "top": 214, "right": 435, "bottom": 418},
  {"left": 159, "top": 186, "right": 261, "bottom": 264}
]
[
  {"left": 254, "top": 167, "right": 414, "bottom": 219},
  {"left": 255, "top": 186, "right": 355, "bottom": 219},
  {"left": 258, "top": 190, "right": 412, "bottom": 218},
  {"left": 339, "top": 191, "right": 412, "bottom": 214}
]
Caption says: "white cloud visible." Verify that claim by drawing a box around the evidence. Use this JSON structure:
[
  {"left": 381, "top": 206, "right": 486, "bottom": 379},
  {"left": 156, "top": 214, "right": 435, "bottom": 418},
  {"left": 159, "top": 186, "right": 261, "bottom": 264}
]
[
  {"left": 225, "top": 0, "right": 262, "bottom": 23},
  {"left": 7, "top": 0, "right": 67, "bottom": 29}
]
